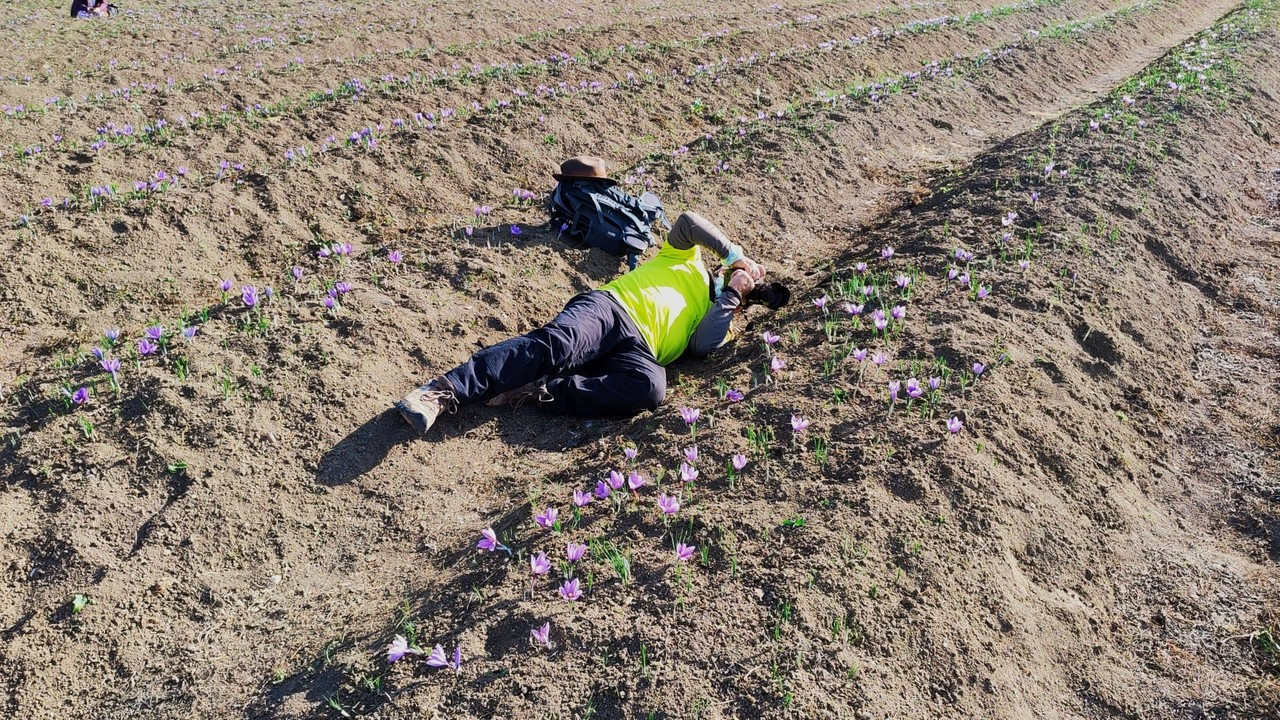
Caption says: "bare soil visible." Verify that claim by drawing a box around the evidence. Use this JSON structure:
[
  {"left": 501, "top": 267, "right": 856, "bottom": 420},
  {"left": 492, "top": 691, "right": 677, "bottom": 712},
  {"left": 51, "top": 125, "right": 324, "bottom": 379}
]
[{"left": 1, "top": 0, "right": 1278, "bottom": 718}]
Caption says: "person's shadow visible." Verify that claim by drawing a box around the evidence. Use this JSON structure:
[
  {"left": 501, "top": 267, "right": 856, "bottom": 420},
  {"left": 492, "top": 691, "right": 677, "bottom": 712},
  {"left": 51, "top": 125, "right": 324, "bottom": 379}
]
[
  {"left": 315, "top": 405, "right": 630, "bottom": 486},
  {"left": 313, "top": 409, "right": 416, "bottom": 486}
]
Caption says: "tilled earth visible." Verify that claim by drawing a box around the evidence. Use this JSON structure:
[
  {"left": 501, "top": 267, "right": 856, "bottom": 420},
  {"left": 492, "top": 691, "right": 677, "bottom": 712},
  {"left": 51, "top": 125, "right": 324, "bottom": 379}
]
[{"left": 1, "top": 0, "right": 1278, "bottom": 718}]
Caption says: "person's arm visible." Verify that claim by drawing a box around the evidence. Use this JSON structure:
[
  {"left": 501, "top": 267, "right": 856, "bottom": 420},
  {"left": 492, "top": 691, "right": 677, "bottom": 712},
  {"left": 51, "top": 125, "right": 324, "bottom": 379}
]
[
  {"left": 687, "top": 271, "right": 752, "bottom": 357},
  {"left": 667, "top": 211, "right": 743, "bottom": 261},
  {"left": 667, "top": 210, "right": 766, "bottom": 280}
]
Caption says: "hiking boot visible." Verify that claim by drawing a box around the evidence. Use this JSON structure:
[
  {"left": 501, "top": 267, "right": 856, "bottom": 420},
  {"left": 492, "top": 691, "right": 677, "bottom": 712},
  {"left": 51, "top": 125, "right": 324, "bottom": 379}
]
[
  {"left": 485, "top": 380, "right": 551, "bottom": 408},
  {"left": 396, "top": 382, "right": 457, "bottom": 434}
]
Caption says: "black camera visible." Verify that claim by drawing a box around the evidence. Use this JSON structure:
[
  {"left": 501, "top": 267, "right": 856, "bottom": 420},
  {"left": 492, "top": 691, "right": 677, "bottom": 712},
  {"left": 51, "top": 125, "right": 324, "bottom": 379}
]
[{"left": 743, "top": 282, "right": 791, "bottom": 310}]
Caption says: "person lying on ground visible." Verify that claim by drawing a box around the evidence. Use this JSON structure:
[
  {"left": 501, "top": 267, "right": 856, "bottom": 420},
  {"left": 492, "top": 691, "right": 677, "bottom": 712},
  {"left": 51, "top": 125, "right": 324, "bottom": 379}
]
[{"left": 396, "top": 210, "right": 766, "bottom": 433}]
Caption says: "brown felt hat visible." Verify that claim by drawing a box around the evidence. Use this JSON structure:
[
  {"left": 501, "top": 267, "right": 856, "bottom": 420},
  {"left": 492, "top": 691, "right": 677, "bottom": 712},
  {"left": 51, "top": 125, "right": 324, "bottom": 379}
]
[{"left": 552, "top": 156, "right": 616, "bottom": 186}]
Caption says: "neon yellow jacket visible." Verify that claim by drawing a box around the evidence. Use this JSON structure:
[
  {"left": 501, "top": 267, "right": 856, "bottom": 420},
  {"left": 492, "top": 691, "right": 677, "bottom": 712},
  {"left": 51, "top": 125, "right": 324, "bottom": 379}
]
[{"left": 602, "top": 242, "right": 713, "bottom": 365}]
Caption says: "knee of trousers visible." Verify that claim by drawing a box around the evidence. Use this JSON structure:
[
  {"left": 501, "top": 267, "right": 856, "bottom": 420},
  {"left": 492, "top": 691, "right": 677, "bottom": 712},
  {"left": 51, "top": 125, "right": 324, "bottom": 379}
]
[
  {"left": 639, "top": 367, "right": 667, "bottom": 410},
  {"left": 524, "top": 325, "right": 579, "bottom": 368}
]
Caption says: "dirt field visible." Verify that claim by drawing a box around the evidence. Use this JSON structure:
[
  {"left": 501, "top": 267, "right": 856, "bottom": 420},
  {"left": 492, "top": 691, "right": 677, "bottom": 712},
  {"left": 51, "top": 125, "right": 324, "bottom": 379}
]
[{"left": 2, "top": 0, "right": 1279, "bottom": 718}]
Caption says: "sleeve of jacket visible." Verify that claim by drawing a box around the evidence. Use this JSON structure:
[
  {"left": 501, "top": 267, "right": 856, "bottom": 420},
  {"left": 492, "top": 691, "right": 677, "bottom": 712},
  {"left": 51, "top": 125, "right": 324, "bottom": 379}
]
[
  {"left": 686, "top": 288, "right": 743, "bottom": 358},
  {"left": 666, "top": 211, "right": 743, "bottom": 264}
]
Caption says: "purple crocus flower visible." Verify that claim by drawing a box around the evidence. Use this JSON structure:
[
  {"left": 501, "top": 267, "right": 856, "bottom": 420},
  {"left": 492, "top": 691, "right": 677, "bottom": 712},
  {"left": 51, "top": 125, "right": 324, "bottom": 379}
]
[
  {"left": 323, "top": 296, "right": 336, "bottom": 310},
  {"left": 872, "top": 352, "right": 887, "bottom": 368},
  {"left": 476, "top": 527, "right": 508, "bottom": 553},
  {"left": 566, "top": 542, "right": 587, "bottom": 562},
  {"left": 658, "top": 492, "right": 680, "bottom": 515},
  {"left": 791, "top": 414, "right": 810, "bottom": 433},
  {"left": 101, "top": 357, "right": 121, "bottom": 375},
  {"left": 881, "top": 246, "right": 894, "bottom": 260},
  {"left": 906, "top": 378, "right": 923, "bottom": 399},
  {"left": 976, "top": 285, "right": 990, "bottom": 300},
  {"left": 770, "top": 356, "right": 787, "bottom": 373},
  {"left": 387, "top": 635, "right": 421, "bottom": 663},
  {"left": 510, "top": 225, "right": 522, "bottom": 236},
  {"left": 291, "top": 266, "right": 303, "bottom": 281},
  {"left": 947, "top": 267, "right": 959, "bottom": 281},
  {"left": 1019, "top": 260, "right": 1031, "bottom": 271},
  {"left": 104, "top": 328, "right": 121, "bottom": 344},
  {"left": 732, "top": 454, "right": 748, "bottom": 471},
  {"left": 627, "top": 472, "right": 646, "bottom": 491},
  {"left": 928, "top": 376, "right": 942, "bottom": 390},
  {"left": 451, "top": 646, "right": 463, "bottom": 672},
  {"left": 559, "top": 578, "right": 582, "bottom": 601},
  {"left": 844, "top": 303, "right": 863, "bottom": 316},
  {"left": 888, "top": 380, "right": 901, "bottom": 403},
  {"left": 572, "top": 489, "right": 592, "bottom": 508},
  {"left": 675, "top": 543, "right": 695, "bottom": 563},
  {"left": 973, "top": 362, "right": 985, "bottom": 376},
  {"left": 426, "top": 645, "right": 462, "bottom": 672},
  {"left": 678, "top": 463, "right": 698, "bottom": 484},
  {"left": 145, "top": 325, "right": 164, "bottom": 341},
  {"left": 608, "top": 470, "right": 625, "bottom": 491},
  {"left": 71, "top": 387, "right": 90, "bottom": 405},
  {"left": 241, "top": 285, "right": 258, "bottom": 307},
  {"left": 813, "top": 296, "right": 828, "bottom": 310},
  {"left": 890, "top": 305, "right": 906, "bottom": 321},
  {"left": 594, "top": 480, "right": 611, "bottom": 500},
  {"left": 534, "top": 507, "right": 559, "bottom": 529},
  {"left": 91, "top": 347, "right": 106, "bottom": 361},
  {"left": 531, "top": 622, "right": 552, "bottom": 647},
  {"left": 137, "top": 339, "right": 157, "bottom": 356},
  {"left": 683, "top": 446, "right": 698, "bottom": 464},
  {"left": 219, "top": 278, "right": 233, "bottom": 293},
  {"left": 530, "top": 552, "right": 551, "bottom": 576},
  {"left": 388, "top": 250, "right": 403, "bottom": 263},
  {"left": 855, "top": 262, "right": 868, "bottom": 274},
  {"left": 182, "top": 326, "right": 198, "bottom": 341},
  {"left": 726, "top": 389, "right": 744, "bottom": 402},
  {"left": 895, "top": 274, "right": 911, "bottom": 289},
  {"left": 1030, "top": 190, "right": 1040, "bottom": 204},
  {"left": 761, "top": 331, "right": 780, "bottom": 345},
  {"left": 679, "top": 407, "right": 701, "bottom": 425},
  {"left": 947, "top": 416, "right": 964, "bottom": 434},
  {"left": 624, "top": 447, "right": 638, "bottom": 461},
  {"left": 852, "top": 348, "right": 868, "bottom": 362}
]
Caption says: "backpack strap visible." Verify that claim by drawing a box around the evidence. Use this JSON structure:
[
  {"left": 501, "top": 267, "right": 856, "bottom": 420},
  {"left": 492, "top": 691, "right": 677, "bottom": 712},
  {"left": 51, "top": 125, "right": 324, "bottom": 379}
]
[{"left": 592, "top": 192, "right": 655, "bottom": 238}]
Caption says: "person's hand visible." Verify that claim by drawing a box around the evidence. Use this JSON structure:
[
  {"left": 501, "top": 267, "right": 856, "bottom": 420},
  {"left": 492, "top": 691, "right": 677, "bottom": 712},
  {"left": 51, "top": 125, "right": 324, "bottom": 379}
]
[
  {"left": 728, "top": 269, "right": 756, "bottom": 297},
  {"left": 730, "top": 256, "right": 765, "bottom": 282}
]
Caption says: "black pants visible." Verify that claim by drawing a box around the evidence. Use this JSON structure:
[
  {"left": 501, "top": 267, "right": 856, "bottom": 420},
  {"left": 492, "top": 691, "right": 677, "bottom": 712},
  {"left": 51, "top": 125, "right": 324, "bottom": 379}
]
[{"left": 441, "top": 291, "right": 666, "bottom": 417}]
